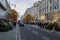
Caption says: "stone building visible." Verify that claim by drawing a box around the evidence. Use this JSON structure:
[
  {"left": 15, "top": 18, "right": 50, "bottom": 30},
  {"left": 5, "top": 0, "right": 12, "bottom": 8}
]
[
  {"left": 0, "top": 0, "right": 10, "bottom": 18},
  {"left": 38, "top": 0, "right": 60, "bottom": 23}
]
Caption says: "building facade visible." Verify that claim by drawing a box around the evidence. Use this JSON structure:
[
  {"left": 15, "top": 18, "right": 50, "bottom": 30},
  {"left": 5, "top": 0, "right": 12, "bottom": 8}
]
[
  {"left": 33, "top": 1, "right": 40, "bottom": 20},
  {"left": 24, "top": 1, "right": 40, "bottom": 21},
  {"left": 38, "top": 0, "right": 60, "bottom": 23},
  {"left": 0, "top": 0, "right": 11, "bottom": 18}
]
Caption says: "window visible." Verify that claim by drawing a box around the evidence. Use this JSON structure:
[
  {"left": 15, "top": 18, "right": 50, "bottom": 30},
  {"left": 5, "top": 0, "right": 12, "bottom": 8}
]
[
  {"left": 39, "top": 10, "right": 41, "bottom": 13},
  {"left": 54, "top": 5, "right": 59, "bottom": 9},
  {"left": 54, "top": 6, "right": 56, "bottom": 9},
  {"left": 57, "top": 5, "right": 59, "bottom": 9},
  {"left": 54, "top": 0, "right": 59, "bottom": 3},
  {"left": 57, "top": 0, "right": 59, "bottom": 2},
  {"left": 50, "top": 0, "right": 52, "bottom": 4},
  {"left": 47, "top": 3, "right": 48, "bottom": 12},
  {"left": 53, "top": 0, "right": 59, "bottom": 10},
  {"left": 50, "top": 6, "right": 52, "bottom": 11}
]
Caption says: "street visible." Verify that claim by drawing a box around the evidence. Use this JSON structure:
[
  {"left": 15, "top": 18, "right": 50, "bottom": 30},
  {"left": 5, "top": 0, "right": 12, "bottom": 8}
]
[
  {"left": 1, "top": 0, "right": 60, "bottom": 40},
  {"left": 17, "top": 24, "right": 60, "bottom": 40}
]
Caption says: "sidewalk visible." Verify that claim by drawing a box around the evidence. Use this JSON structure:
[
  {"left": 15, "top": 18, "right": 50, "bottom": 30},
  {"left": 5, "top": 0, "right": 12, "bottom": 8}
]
[
  {"left": 27, "top": 24, "right": 60, "bottom": 35},
  {"left": 0, "top": 27, "right": 16, "bottom": 40}
]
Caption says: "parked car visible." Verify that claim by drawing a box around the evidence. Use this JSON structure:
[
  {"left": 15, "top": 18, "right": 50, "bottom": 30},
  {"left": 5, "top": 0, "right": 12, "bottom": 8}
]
[{"left": 0, "top": 18, "right": 13, "bottom": 32}]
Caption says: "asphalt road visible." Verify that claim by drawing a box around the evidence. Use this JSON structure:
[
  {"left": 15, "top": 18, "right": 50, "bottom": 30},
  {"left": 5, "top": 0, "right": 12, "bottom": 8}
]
[{"left": 18, "top": 24, "right": 60, "bottom": 40}]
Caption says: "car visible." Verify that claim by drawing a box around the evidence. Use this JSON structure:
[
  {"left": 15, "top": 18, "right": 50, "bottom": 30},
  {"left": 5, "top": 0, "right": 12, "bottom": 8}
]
[
  {"left": 18, "top": 21, "right": 24, "bottom": 26},
  {"left": 0, "top": 18, "right": 13, "bottom": 32}
]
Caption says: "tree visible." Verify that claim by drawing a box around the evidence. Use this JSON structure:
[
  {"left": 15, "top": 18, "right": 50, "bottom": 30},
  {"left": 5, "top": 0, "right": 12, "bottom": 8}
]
[
  {"left": 31, "top": 16, "right": 36, "bottom": 22},
  {"left": 24, "top": 14, "right": 36, "bottom": 22},
  {"left": 7, "top": 9, "right": 18, "bottom": 22}
]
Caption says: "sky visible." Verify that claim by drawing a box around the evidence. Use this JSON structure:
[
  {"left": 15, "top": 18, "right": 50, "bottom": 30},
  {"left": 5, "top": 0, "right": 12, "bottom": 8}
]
[{"left": 7, "top": 0, "right": 41, "bottom": 19}]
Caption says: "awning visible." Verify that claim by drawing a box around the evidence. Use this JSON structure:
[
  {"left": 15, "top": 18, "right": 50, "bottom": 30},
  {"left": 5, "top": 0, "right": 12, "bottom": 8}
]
[{"left": 0, "top": 2, "right": 6, "bottom": 10}]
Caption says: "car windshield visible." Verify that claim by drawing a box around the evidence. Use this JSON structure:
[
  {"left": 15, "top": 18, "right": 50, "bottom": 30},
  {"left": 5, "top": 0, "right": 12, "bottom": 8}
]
[{"left": 0, "top": 0, "right": 60, "bottom": 40}]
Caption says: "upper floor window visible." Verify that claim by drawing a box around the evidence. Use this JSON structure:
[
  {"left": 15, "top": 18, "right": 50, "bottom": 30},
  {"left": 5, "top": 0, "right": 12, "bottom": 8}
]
[
  {"left": 50, "top": 0, "right": 52, "bottom": 4},
  {"left": 54, "top": 5, "right": 59, "bottom": 10},
  {"left": 57, "top": 0, "right": 59, "bottom": 2},
  {"left": 54, "top": 0, "right": 59, "bottom": 3},
  {"left": 50, "top": 6, "right": 52, "bottom": 11}
]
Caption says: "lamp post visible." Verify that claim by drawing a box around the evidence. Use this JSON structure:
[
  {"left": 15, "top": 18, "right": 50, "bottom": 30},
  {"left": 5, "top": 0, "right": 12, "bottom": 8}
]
[
  {"left": 9, "top": 4, "right": 16, "bottom": 8},
  {"left": 8, "top": 0, "right": 16, "bottom": 8}
]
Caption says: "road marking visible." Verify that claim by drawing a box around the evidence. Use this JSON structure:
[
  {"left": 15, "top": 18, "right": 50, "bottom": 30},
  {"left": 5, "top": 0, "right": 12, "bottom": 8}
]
[
  {"left": 16, "top": 24, "right": 21, "bottom": 40},
  {"left": 45, "top": 30, "right": 53, "bottom": 33},
  {"left": 42, "top": 36, "right": 49, "bottom": 40},
  {"left": 19, "top": 29, "right": 21, "bottom": 40},
  {"left": 28, "top": 28, "right": 31, "bottom": 30},
  {"left": 25, "top": 26, "right": 31, "bottom": 31},
  {"left": 16, "top": 24, "right": 17, "bottom": 40},
  {"left": 25, "top": 26, "right": 39, "bottom": 35},
  {"left": 39, "top": 28, "right": 53, "bottom": 34},
  {"left": 32, "top": 30, "right": 39, "bottom": 35}
]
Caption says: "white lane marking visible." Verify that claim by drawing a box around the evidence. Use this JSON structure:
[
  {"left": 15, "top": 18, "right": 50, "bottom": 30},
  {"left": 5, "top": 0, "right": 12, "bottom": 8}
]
[
  {"left": 19, "top": 29, "right": 21, "bottom": 40},
  {"left": 14, "top": 35, "right": 16, "bottom": 37},
  {"left": 25, "top": 26, "right": 31, "bottom": 31},
  {"left": 16, "top": 24, "right": 21, "bottom": 40},
  {"left": 28, "top": 28, "right": 31, "bottom": 30},
  {"left": 26, "top": 27, "right": 39, "bottom": 35},
  {"left": 26, "top": 27, "right": 27, "bottom": 28},
  {"left": 16, "top": 24, "right": 17, "bottom": 40},
  {"left": 42, "top": 36, "right": 49, "bottom": 40},
  {"left": 40, "top": 28, "right": 53, "bottom": 34},
  {"left": 45, "top": 30, "right": 54, "bottom": 33},
  {"left": 32, "top": 30, "right": 39, "bottom": 35},
  {"left": 45, "top": 30, "right": 53, "bottom": 33},
  {"left": 25, "top": 27, "right": 39, "bottom": 35}
]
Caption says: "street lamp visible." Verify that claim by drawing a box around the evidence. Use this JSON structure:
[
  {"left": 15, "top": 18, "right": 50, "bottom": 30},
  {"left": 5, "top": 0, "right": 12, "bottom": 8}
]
[
  {"left": 8, "top": 0, "right": 16, "bottom": 8},
  {"left": 9, "top": 4, "right": 16, "bottom": 8}
]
